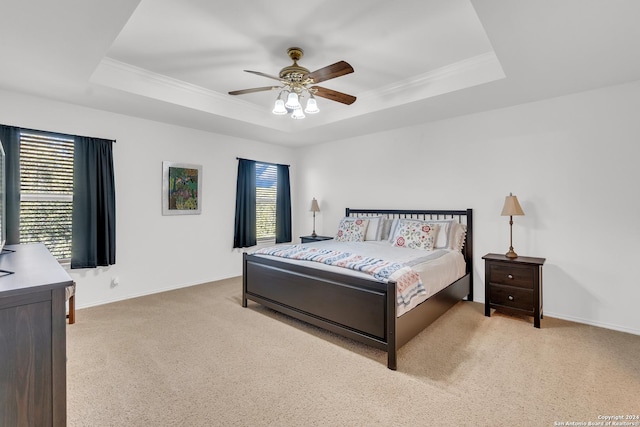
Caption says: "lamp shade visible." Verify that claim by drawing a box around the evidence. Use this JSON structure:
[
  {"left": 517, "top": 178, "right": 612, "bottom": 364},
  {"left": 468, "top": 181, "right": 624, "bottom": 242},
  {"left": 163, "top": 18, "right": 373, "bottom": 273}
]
[
  {"left": 285, "top": 92, "right": 300, "bottom": 109},
  {"left": 272, "top": 99, "right": 287, "bottom": 115},
  {"left": 310, "top": 198, "right": 320, "bottom": 212},
  {"left": 501, "top": 193, "right": 524, "bottom": 216},
  {"left": 304, "top": 98, "right": 319, "bottom": 114},
  {"left": 291, "top": 107, "right": 305, "bottom": 119}
]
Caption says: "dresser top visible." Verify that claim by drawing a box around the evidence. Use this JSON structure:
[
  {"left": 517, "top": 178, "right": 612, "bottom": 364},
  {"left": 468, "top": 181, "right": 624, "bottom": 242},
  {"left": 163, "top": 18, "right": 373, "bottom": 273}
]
[
  {"left": 0, "top": 243, "right": 73, "bottom": 297},
  {"left": 482, "top": 253, "right": 546, "bottom": 265}
]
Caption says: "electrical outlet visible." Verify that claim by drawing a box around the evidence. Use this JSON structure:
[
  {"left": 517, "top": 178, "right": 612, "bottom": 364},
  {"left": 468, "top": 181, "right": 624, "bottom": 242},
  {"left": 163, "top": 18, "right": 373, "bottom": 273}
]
[{"left": 110, "top": 276, "right": 119, "bottom": 288}]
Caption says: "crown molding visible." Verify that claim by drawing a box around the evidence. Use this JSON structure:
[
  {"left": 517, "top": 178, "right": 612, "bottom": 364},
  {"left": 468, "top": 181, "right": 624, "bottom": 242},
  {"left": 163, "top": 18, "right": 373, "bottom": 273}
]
[
  {"left": 359, "top": 51, "right": 504, "bottom": 100},
  {"left": 89, "top": 52, "right": 505, "bottom": 132}
]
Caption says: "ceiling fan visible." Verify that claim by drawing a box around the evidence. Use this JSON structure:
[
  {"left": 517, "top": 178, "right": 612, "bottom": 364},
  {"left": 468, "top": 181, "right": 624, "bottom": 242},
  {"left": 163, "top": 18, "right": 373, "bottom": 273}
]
[{"left": 228, "top": 47, "right": 356, "bottom": 119}]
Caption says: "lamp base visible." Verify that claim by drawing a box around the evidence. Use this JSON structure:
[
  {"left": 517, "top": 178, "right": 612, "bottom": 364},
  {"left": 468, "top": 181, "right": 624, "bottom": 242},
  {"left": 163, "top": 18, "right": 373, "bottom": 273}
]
[
  {"left": 505, "top": 249, "right": 518, "bottom": 259},
  {"left": 311, "top": 231, "right": 317, "bottom": 238}
]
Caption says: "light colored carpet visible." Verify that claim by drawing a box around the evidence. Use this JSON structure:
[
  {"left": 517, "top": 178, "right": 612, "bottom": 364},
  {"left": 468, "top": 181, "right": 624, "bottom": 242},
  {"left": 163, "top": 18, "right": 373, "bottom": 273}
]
[{"left": 67, "top": 277, "right": 640, "bottom": 427}]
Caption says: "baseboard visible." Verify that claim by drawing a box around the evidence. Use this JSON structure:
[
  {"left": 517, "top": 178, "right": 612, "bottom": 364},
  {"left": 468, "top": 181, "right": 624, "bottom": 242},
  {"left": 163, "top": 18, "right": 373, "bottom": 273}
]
[
  {"left": 543, "top": 310, "right": 640, "bottom": 336},
  {"left": 74, "top": 276, "right": 241, "bottom": 311}
]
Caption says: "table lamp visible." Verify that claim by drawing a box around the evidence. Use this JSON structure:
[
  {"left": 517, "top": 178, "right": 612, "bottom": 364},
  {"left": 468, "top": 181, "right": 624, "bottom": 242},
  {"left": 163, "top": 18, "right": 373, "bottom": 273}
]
[
  {"left": 310, "top": 198, "right": 320, "bottom": 237},
  {"left": 501, "top": 193, "right": 525, "bottom": 258}
]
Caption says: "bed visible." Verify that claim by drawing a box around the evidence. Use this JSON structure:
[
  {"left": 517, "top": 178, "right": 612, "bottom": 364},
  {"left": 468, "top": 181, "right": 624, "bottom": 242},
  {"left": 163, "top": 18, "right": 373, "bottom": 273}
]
[{"left": 242, "top": 208, "right": 473, "bottom": 370}]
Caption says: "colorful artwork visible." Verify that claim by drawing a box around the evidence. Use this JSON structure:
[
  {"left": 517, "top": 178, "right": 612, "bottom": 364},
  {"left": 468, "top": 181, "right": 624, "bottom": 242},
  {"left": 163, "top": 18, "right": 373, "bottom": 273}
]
[
  {"left": 162, "top": 162, "right": 202, "bottom": 215},
  {"left": 169, "top": 166, "right": 198, "bottom": 210}
]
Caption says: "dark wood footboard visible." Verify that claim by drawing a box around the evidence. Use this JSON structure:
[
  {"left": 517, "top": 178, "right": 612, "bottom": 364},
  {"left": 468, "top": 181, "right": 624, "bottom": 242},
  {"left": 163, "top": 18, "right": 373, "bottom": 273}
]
[{"left": 243, "top": 253, "right": 397, "bottom": 355}]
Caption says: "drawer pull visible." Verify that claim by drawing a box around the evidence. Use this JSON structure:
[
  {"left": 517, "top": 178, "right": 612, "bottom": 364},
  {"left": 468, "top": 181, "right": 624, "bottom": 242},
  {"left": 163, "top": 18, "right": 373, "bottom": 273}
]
[
  {"left": 507, "top": 274, "right": 514, "bottom": 279},
  {"left": 508, "top": 295, "right": 514, "bottom": 301}
]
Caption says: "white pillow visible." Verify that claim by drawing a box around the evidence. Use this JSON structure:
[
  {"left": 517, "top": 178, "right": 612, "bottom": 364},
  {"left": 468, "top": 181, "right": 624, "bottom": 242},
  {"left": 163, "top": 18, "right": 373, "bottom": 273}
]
[
  {"left": 380, "top": 218, "right": 395, "bottom": 241},
  {"left": 449, "top": 222, "right": 467, "bottom": 251},
  {"left": 389, "top": 219, "right": 440, "bottom": 251},
  {"left": 361, "top": 216, "right": 383, "bottom": 241},
  {"left": 335, "top": 217, "right": 369, "bottom": 242},
  {"left": 386, "top": 218, "right": 400, "bottom": 243},
  {"left": 426, "top": 219, "right": 453, "bottom": 249}
]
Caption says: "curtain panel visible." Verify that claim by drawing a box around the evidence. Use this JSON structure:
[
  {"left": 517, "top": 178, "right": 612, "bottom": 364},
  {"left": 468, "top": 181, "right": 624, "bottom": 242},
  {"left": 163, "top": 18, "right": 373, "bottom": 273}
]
[
  {"left": 0, "top": 125, "right": 21, "bottom": 244},
  {"left": 275, "top": 164, "right": 291, "bottom": 243},
  {"left": 233, "top": 159, "right": 257, "bottom": 248},
  {"left": 71, "top": 136, "right": 116, "bottom": 268}
]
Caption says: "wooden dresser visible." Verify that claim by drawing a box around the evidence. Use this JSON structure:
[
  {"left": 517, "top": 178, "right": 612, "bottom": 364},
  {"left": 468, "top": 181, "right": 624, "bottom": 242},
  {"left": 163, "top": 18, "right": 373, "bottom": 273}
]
[
  {"left": 483, "top": 253, "right": 545, "bottom": 328},
  {"left": 0, "top": 243, "right": 72, "bottom": 427}
]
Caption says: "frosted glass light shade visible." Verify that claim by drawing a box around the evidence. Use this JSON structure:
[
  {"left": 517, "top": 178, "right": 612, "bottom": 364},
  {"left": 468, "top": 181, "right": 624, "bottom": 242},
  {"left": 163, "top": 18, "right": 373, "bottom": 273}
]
[
  {"left": 285, "top": 92, "right": 300, "bottom": 109},
  {"left": 291, "top": 107, "right": 305, "bottom": 119},
  {"left": 304, "top": 98, "right": 319, "bottom": 114},
  {"left": 272, "top": 99, "right": 287, "bottom": 115}
]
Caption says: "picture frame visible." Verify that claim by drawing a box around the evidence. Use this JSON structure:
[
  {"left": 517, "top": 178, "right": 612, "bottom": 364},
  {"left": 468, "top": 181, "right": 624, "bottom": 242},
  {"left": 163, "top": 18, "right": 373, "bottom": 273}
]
[{"left": 162, "top": 161, "right": 202, "bottom": 215}]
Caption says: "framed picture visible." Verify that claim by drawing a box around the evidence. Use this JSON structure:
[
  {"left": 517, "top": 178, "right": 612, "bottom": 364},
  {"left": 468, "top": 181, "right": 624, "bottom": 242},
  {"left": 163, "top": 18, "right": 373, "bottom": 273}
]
[{"left": 162, "top": 161, "right": 202, "bottom": 215}]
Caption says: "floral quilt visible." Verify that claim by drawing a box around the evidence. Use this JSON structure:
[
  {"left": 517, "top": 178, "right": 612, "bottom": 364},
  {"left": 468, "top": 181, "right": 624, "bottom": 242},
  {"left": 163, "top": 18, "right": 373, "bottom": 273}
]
[{"left": 254, "top": 245, "right": 427, "bottom": 308}]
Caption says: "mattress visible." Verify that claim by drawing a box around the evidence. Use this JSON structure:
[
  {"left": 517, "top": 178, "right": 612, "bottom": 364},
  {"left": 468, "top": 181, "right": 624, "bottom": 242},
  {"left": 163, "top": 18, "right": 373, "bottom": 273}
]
[{"left": 251, "top": 240, "right": 466, "bottom": 317}]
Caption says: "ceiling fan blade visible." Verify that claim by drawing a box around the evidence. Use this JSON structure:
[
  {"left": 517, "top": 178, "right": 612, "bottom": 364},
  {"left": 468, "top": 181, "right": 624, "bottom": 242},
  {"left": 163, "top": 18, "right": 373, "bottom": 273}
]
[
  {"left": 243, "top": 70, "right": 284, "bottom": 82},
  {"left": 304, "top": 61, "right": 354, "bottom": 84},
  {"left": 311, "top": 86, "right": 357, "bottom": 105},
  {"left": 229, "top": 86, "right": 280, "bottom": 95}
]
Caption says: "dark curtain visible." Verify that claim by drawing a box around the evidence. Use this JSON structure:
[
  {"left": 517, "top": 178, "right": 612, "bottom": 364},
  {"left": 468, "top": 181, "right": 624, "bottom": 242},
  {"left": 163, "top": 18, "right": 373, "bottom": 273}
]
[
  {"left": 0, "top": 125, "right": 21, "bottom": 244},
  {"left": 275, "top": 164, "right": 291, "bottom": 243},
  {"left": 71, "top": 136, "right": 116, "bottom": 269},
  {"left": 233, "top": 159, "right": 256, "bottom": 248}
]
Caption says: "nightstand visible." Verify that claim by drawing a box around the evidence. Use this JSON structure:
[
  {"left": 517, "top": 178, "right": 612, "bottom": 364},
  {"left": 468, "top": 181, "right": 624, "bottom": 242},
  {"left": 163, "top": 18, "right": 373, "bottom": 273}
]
[
  {"left": 483, "top": 253, "right": 545, "bottom": 328},
  {"left": 300, "top": 235, "right": 333, "bottom": 244}
]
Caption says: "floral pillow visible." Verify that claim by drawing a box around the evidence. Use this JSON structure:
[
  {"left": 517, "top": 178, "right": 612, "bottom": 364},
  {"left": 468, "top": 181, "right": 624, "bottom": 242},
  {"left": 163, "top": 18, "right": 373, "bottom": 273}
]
[
  {"left": 390, "top": 219, "right": 439, "bottom": 250},
  {"left": 335, "top": 218, "right": 369, "bottom": 242}
]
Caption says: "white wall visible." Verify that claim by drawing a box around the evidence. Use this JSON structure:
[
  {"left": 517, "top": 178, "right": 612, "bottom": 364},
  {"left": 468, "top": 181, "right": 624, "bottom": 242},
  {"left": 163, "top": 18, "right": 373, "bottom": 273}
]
[
  {"left": 2, "top": 79, "right": 638, "bottom": 335},
  {"left": 293, "top": 80, "right": 640, "bottom": 335},
  {"left": 0, "top": 89, "right": 295, "bottom": 308}
]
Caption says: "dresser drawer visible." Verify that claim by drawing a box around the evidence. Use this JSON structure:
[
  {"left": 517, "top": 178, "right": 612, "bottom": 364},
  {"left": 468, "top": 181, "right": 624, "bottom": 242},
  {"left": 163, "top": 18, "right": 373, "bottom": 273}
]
[
  {"left": 488, "top": 263, "right": 534, "bottom": 289},
  {"left": 489, "top": 284, "right": 533, "bottom": 312}
]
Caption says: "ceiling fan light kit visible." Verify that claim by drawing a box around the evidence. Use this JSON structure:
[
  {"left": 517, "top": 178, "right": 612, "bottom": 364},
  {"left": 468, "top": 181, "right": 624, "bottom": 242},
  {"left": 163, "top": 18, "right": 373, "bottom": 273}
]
[{"left": 229, "top": 47, "right": 356, "bottom": 120}]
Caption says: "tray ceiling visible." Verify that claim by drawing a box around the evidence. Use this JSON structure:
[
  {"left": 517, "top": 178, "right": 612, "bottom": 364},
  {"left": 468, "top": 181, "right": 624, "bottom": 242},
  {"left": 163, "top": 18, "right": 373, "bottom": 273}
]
[{"left": 2, "top": 0, "right": 640, "bottom": 146}]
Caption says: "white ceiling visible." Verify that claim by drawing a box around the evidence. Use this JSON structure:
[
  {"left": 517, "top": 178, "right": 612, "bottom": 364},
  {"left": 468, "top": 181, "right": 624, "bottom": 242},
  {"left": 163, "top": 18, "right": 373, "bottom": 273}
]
[{"left": 2, "top": 0, "right": 640, "bottom": 146}]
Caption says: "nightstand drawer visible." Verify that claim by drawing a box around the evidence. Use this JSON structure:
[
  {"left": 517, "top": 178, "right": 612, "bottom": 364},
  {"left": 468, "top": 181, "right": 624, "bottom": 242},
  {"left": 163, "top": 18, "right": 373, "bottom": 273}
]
[
  {"left": 488, "top": 263, "right": 534, "bottom": 289},
  {"left": 489, "top": 284, "right": 533, "bottom": 312}
]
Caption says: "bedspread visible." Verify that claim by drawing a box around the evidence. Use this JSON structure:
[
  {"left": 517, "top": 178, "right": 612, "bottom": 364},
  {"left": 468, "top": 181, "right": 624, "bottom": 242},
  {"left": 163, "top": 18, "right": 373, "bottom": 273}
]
[{"left": 254, "top": 244, "right": 427, "bottom": 309}]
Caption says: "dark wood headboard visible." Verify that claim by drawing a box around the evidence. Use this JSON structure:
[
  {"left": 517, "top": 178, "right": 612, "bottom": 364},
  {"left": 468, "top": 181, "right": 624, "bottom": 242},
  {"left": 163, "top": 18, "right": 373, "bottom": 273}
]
[{"left": 345, "top": 208, "right": 473, "bottom": 280}]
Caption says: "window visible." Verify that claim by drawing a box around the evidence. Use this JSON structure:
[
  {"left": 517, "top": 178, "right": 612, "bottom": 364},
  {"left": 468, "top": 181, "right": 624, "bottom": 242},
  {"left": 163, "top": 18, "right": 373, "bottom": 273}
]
[
  {"left": 233, "top": 158, "right": 290, "bottom": 248},
  {"left": 19, "top": 132, "right": 74, "bottom": 260},
  {"left": 255, "top": 162, "right": 277, "bottom": 242},
  {"left": 2, "top": 124, "right": 115, "bottom": 267}
]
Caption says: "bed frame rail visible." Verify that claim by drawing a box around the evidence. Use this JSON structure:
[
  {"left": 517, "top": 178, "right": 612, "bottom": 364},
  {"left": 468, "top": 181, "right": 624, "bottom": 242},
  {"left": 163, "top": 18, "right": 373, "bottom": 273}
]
[{"left": 243, "top": 208, "right": 473, "bottom": 370}]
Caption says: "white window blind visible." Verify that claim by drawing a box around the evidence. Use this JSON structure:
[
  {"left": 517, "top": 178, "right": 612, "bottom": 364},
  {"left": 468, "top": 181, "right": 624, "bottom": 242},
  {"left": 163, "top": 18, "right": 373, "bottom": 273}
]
[
  {"left": 256, "top": 163, "right": 277, "bottom": 242},
  {"left": 19, "top": 132, "right": 74, "bottom": 260}
]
